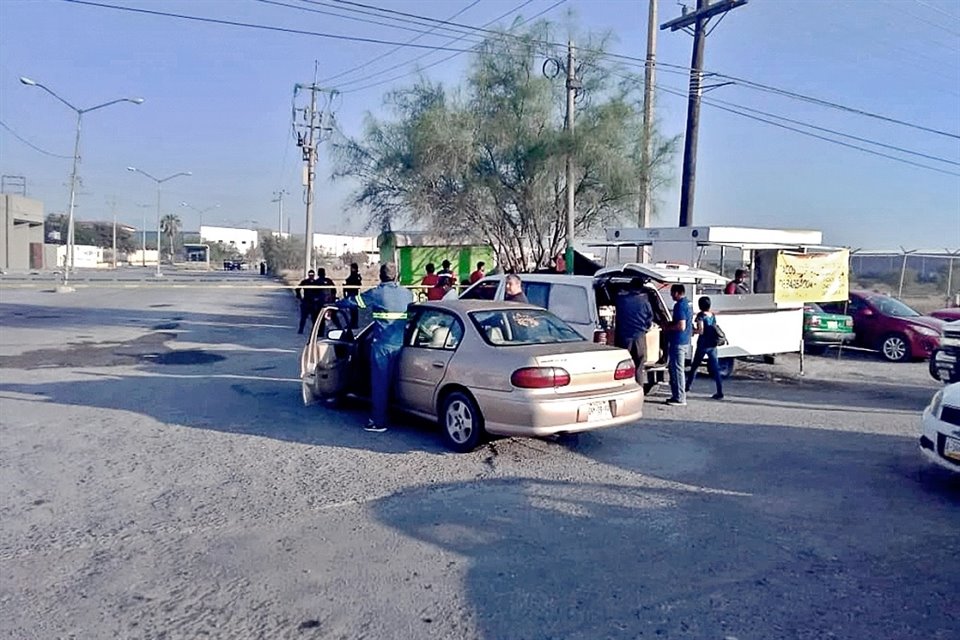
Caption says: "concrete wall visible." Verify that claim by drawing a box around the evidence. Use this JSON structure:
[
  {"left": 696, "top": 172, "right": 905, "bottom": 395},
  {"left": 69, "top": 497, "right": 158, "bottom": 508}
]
[
  {"left": 313, "top": 233, "right": 376, "bottom": 258},
  {"left": 0, "top": 194, "right": 45, "bottom": 270}
]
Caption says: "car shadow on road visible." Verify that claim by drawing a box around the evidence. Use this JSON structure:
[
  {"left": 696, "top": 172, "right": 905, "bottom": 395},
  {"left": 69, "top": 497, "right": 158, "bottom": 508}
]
[{"left": 370, "top": 421, "right": 959, "bottom": 640}]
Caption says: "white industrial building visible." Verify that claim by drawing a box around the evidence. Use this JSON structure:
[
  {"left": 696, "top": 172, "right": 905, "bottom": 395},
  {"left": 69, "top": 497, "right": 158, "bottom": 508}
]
[
  {"left": 200, "top": 225, "right": 259, "bottom": 250},
  {"left": 313, "top": 233, "right": 377, "bottom": 261}
]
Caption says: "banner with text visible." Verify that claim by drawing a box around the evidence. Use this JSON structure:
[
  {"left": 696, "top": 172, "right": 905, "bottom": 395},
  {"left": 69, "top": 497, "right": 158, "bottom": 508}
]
[{"left": 774, "top": 249, "right": 849, "bottom": 304}]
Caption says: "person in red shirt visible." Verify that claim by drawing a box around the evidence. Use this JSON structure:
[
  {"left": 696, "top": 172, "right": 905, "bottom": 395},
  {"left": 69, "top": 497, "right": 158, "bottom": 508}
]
[
  {"left": 469, "top": 261, "right": 486, "bottom": 284},
  {"left": 725, "top": 268, "right": 749, "bottom": 295}
]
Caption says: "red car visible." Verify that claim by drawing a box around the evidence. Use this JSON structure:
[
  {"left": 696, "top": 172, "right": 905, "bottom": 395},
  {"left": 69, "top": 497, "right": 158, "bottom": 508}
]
[
  {"left": 930, "top": 308, "right": 960, "bottom": 322},
  {"left": 821, "top": 291, "right": 944, "bottom": 362}
]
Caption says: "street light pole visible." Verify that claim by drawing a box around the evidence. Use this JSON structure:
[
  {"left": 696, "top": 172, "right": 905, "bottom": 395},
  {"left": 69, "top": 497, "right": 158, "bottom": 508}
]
[
  {"left": 127, "top": 167, "right": 192, "bottom": 277},
  {"left": 19, "top": 77, "right": 143, "bottom": 285},
  {"left": 180, "top": 201, "right": 220, "bottom": 237}
]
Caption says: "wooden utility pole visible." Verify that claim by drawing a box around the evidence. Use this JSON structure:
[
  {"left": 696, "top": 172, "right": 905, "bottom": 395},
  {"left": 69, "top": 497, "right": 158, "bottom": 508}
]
[
  {"left": 564, "top": 41, "right": 580, "bottom": 275},
  {"left": 662, "top": 0, "right": 748, "bottom": 227},
  {"left": 638, "top": 0, "right": 658, "bottom": 231}
]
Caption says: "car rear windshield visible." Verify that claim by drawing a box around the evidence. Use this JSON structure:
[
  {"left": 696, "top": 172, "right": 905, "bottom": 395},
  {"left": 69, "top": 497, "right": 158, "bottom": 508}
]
[{"left": 470, "top": 309, "right": 585, "bottom": 346}]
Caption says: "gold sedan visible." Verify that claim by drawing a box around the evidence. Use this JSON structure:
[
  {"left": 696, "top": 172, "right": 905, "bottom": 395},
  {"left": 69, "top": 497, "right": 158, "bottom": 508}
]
[{"left": 301, "top": 300, "right": 644, "bottom": 452}]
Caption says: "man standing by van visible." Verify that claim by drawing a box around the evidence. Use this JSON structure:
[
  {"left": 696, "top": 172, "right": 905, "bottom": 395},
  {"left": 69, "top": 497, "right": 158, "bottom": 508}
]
[
  {"left": 614, "top": 282, "right": 654, "bottom": 379},
  {"left": 664, "top": 284, "right": 693, "bottom": 406}
]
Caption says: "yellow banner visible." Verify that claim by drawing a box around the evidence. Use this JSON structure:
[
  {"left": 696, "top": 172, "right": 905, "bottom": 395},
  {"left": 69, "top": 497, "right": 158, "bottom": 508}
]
[{"left": 774, "top": 249, "right": 849, "bottom": 303}]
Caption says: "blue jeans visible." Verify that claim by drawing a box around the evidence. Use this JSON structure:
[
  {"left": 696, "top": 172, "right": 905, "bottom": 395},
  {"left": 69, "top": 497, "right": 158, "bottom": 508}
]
[
  {"left": 669, "top": 343, "right": 690, "bottom": 402},
  {"left": 687, "top": 345, "right": 723, "bottom": 396}
]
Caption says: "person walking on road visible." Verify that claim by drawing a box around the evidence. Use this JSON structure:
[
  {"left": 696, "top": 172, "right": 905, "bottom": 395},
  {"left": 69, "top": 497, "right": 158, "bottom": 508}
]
[
  {"left": 338, "top": 263, "right": 414, "bottom": 433},
  {"left": 296, "top": 270, "right": 321, "bottom": 334},
  {"left": 686, "top": 296, "right": 724, "bottom": 400},
  {"left": 614, "top": 282, "right": 654, "bottom": 382},
  {"left": 316, "top": 268, "right": 338, "bottom": 306},
  {"left": 664, "top": 284, "right": 693, "bottom": 405},
  {"left": 504, "top": 274, "right": 528, "bottom": 303}
]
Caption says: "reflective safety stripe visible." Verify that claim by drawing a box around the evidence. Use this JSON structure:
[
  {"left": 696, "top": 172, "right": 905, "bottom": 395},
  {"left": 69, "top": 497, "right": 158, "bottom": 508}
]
[
  {"left": 356, "top": 296, "right": 367, "bottom": 309},
  {"left": 372, "top": 312, "right": 408, "bottom": 321}
]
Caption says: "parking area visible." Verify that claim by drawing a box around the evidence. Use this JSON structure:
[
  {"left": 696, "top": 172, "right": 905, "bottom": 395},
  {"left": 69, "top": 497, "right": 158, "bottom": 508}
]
[{"left": 0, "top": 273, "right": 957, "bottom": 639}]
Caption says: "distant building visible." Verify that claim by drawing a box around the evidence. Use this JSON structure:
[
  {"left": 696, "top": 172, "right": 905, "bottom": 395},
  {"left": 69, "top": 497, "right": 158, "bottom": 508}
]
[
  {"left": 313, "top": 233, "right": 377, "bottom": 262},
  {"left": 200, "top": 225, "right": 259, "bottom": 251},
  {"left": 0, "top": 194, "right": 45, "bottom": 270}
]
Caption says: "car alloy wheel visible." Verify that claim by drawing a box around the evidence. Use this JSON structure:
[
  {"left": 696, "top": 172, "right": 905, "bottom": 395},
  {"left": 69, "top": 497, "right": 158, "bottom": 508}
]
[
  {"left": 881, "top": 334, "right": 909, "bottom": 362},
  {"left": 441, "top": 391, "right": 484, "bottom": 452}
]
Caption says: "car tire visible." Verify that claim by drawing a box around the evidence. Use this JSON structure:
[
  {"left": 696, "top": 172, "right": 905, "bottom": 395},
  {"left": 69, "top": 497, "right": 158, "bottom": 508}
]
[
  {"left": 440, "top": 391, "right": 485, "bottom": 453},
  {"left": 718, "top": 357, "right": 736, "bottom": 379},
  {"left": 880, "top": 333, "right": 911, "bottom": 362}
]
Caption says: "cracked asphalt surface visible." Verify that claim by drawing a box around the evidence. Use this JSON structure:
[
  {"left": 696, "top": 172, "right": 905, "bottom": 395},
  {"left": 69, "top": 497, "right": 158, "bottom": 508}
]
[{"left": 1, "top": 270, "right": 958, "bottom": 639}]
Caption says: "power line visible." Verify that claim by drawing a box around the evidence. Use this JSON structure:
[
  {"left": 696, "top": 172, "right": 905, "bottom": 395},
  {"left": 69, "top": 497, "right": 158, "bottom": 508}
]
[
  {"left": 337, "top": 0, "right": 568, "bottom": 94},
  {"left": 0, "top": 120, "right": 73, "bottom": 159},
  {"left": 254, "top": 0, "right": 487, "bottom": 43},
  {"left": 655, "top": 84, "right": 960, "bottom": 177},
  {"left": 320, "top": 0, "right": 485, "bottom": 85},
  {"left": 59, "top": 0, "right": 477, "bottom": 52},
  {"left": 697, "top": 94, "right": 960, "bottom": 167}
]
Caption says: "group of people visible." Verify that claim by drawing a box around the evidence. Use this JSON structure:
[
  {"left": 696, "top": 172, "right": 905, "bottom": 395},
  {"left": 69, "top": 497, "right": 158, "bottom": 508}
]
[
  {"left": 296, "top": 263, "right": 363, "bottom": 334},
  {"left": 419, "top": 260, "right": 488, "bottom": 300},
  {"left": 614, "top": 269, "right": 749, "bottom": 406}
]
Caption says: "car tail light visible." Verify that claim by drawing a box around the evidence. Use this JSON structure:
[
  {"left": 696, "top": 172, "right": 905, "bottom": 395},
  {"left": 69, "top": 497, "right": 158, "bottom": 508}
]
[
  {"left": 511, "top": 367, "right": 571, "bottom": 388},
  {"left": 593, "top": 330, "right": 607, "bottom": 344},
  {"left": 614, "top": 359, "right": 636, "bottom": 380},
  {"left": 805, "top": 315, "right": 819, "bottom": 326}
]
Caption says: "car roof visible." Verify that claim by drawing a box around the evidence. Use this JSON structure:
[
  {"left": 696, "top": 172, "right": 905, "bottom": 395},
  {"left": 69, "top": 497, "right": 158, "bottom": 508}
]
[
  {"left": 476, "top": 274, "right": 597, "bottom": 284},
  {"left": 598, "top": 262, "right": 728, "bottom": 285},
  {"left": 412, "top": 299, "right": 542, "bottom": 313}
]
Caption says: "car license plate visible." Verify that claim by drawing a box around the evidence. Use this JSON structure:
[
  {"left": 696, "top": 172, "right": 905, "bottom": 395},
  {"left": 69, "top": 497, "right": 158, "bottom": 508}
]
[
  {"left": 826, "top": 320, "right": 838, "bottom": 329},
  {"left": 944, "top": 437, "right": 960, "bottom": 461},
  {"left": 585, "top": 400, "right": 613, "bottom": 422}
]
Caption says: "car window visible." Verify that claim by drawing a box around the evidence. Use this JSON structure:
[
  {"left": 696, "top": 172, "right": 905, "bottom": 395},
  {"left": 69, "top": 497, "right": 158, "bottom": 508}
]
[
  {"left": 547, "top": 283, "right": 591, "bottom": 325},
  {"left": 460, "top": 279, "right": 499, "bottom": 301},
  {"left": 408, "top": 310, "right": 464, "bottom": 350},
  {"left": 847, "top": 298, "right": 866, "bottom": 315},
  {"left": 870, "top": 296, "right": 920, "bottom": 318},
  {"left": 470, "top": 309, "right": 585, "bottom": 346},
  {"left": 523, "top": 282, "right": 550, "bottom": 308}
]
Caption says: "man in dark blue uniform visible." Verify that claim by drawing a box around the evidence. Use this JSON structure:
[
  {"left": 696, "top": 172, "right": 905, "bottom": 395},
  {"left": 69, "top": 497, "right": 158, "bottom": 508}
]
[
  {"left": 338, "top": 263, "right": 414, "bottom": 432},
  {"left": 614, "top": 282, "right": 654, "bottom": 381}
]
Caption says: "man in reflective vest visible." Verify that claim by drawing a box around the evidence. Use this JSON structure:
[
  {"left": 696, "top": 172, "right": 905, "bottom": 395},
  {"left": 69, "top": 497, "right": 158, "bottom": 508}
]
[{"left": 339, "top": 262, "right": 414, "bottom": 432}]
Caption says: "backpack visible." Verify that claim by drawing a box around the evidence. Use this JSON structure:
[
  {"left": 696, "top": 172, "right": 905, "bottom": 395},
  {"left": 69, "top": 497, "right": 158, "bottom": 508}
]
[{"left": 709, "top": 320, "right": 728, "bottom": 347}]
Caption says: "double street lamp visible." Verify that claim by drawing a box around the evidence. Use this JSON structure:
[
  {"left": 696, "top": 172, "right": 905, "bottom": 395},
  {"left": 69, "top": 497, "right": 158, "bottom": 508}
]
[
  {"left": 179, "top": 201, "right": 220, "bottom": 237},
  {"left": 19, "top": 76, "right": 143, "bottom": 284},
  {"left": 127, "top": 167, "right": 191, "bottom": 277}
]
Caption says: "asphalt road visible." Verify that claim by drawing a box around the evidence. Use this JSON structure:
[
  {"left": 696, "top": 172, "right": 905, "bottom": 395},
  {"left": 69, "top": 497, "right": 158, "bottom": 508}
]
[{"left": 0, "top": 271, "right": 957, "bottom": 639}]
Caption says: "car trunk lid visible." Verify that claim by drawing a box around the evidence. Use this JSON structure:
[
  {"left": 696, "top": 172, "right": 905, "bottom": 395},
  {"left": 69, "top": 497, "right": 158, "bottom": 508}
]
[{"left": 531, "top": 344, "right": 635, "bottom": 394}]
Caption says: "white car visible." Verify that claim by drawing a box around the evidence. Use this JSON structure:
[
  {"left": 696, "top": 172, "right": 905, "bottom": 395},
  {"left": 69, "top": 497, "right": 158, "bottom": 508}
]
[{"left": 920, "top": 382, "right": 960, "bottom": 472}]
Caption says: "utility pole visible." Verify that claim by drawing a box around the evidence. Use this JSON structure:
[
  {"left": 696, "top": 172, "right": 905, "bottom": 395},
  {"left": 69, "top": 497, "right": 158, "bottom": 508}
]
[
  {"left": 662, "top": 0, "right": 747, "bottom": 227},
  {"left": 638, "top": 0, "right": 658, "bottom": 232},
  {"left": 272, "top": 189, "right": 288, "bottom": 236},
  {"left": 564, "top": 41, "right": 580, "bottom": 275},
  {"left": 293, "top": 64, "right": 336, "bottom": 277}
]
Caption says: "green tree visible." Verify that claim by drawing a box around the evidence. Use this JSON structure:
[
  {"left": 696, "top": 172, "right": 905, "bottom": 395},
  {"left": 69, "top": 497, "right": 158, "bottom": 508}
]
[
  {"left": 259, "top": 232, "right": 304, "bottom": 274},
  {"left": 160, "top": 213, "right": 181, "bottom": 261},
  {"left": 334, "top": 22, "right": 677, "bottom": 271}
]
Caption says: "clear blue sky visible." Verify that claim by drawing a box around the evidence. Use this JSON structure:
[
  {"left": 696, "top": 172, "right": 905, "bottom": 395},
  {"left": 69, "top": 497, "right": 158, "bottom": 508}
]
[{"left": 1, "top": 0, "right": 957, "bottom": 250}]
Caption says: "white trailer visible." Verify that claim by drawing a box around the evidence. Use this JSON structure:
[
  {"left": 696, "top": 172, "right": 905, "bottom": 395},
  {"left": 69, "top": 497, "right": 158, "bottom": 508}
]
[{"left": 593, "top": 226, "right": 847, "bottom": 374}]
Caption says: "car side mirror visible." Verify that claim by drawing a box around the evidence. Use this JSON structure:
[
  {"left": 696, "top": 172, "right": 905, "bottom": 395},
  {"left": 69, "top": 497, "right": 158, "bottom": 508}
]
[{"left": 327, "top": 329, "right": 345, "bottom": 341}]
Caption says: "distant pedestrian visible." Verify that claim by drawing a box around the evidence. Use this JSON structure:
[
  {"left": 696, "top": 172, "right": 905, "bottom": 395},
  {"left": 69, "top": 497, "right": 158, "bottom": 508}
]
[
  {"left": 725, "top": 268, "right": 749, "bottom": 295},
  {"left": 504, "top": 274, "right": 528, "bottom": 303},
  {"left": 439, "top": 275, "right": 458, "bottom": 300},
  {"left": 664, "top": 284, "right": 693, "bottom": 406},
  {"left": 296, "top": 269, "right": 321, "bottom": 334},
  {"left": 686, "top": 296, "right": 724, "bottom": 400},
  {"left": 344, "top": 263, "right": 362, "bottom": 298},
  {"left": 469, "top": 261, "right": 486, "bottom": 284},
  {"left": 437, "top": 259, "right": 453, "bottom": 279},
  {"left": 316, "top": 268, "right": 337, "bottom": 305}
]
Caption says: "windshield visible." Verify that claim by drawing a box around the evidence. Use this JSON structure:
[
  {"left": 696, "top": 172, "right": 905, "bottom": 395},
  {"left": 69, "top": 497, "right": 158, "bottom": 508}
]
[
  {"left": 470, "top": 309, "right": 585, "bottom": 346},
  {"left": 868, "top": 296, "right": 920, "bottom": 318}
]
